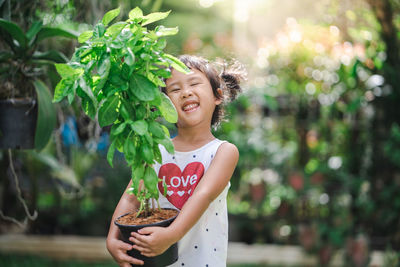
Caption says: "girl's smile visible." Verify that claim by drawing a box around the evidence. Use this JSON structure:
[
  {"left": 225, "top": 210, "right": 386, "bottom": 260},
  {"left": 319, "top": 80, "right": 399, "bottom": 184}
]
[
  {"left": 181, "top": 100, "right": 199, "bottom": 113},
  {"left": 165, "top": 68, "right": 221, "bottom": 128}
]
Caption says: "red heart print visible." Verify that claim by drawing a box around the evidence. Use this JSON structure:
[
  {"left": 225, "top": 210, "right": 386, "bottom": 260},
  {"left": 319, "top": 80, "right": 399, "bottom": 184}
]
[{"left": 158, "top": 162, "right": 205, "bottom": 209}]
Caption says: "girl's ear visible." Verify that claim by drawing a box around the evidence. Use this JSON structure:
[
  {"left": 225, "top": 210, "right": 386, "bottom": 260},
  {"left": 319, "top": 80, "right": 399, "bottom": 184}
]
[{"left": 215, "top": 88, "right": 223, "bottom": 105}]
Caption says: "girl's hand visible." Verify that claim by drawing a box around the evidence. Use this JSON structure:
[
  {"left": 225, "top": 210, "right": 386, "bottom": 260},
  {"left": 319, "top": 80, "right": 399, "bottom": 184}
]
[
  {"left": 106, "top": 238, "right": 144, "bottom": 266},
  {"left": 130, "top": 226, "right": 175, "bottom": 257}
]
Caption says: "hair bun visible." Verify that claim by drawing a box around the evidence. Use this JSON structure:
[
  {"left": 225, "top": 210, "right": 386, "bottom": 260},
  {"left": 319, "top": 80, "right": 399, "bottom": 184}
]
[{"left": 220, "top": 60, "right": 247, "bottom": 102}]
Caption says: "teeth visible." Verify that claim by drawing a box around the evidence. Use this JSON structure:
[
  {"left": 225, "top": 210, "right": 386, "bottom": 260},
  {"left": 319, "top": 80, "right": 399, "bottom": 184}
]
[{"left": 183, "top": 103, "right": 198, "bottom": 111}]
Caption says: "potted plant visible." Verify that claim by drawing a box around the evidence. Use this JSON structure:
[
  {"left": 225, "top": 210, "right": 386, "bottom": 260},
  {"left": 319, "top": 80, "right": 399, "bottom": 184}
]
[
  {"left": 52, "top": 6, "right": 189, "bottom": 266},
  {"left": 0, "top": 18, "right": 77, "bottom": 150}
]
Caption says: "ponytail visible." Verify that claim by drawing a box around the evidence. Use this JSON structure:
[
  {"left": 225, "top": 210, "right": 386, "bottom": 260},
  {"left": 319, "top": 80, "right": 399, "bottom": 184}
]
[{"left": 220, "top": 60, "right": 247, "bottom": 102}]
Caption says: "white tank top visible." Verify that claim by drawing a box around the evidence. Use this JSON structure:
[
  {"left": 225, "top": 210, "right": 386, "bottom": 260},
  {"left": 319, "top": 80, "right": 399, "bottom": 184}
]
[{"left": 153, "top": 138, "right": 229, "bottom": 267}]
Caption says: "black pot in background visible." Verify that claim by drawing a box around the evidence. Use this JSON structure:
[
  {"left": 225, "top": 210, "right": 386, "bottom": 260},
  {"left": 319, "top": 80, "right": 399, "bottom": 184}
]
[
  {"left": 115, "top": 209, "right": 179, "bottom": 267},
  {"left": 0, "top": 99, "right": 38, "bottom": 149}
]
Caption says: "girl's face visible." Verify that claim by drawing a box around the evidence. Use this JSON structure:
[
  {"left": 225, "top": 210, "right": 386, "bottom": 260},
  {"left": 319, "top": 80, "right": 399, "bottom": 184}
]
[{"left": 165, "top": 68, "right": 222, "bottom": 129}]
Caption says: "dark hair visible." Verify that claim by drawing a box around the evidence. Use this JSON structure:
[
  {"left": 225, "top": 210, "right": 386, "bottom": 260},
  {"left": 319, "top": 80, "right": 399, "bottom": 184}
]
[{"left": 163, "top": 55, "right": 246, "bottom": 128}]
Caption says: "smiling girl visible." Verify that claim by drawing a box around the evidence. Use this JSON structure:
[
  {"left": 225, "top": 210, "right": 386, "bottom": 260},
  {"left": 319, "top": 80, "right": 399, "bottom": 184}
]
[{"left": 107, "top": 55, "right": 246, "bottom": 267}]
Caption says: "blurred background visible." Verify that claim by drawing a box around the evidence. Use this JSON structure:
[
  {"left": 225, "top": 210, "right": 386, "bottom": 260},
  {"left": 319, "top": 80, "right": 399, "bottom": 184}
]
[{"left": 1, "top": 0, "right": 400, "bottom": 266}]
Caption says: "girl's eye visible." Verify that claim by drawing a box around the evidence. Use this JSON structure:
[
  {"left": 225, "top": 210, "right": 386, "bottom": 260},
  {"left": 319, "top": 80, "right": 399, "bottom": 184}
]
[
  {"left": 170, "top": 88, "right": 180, "bottom": 93},
  {"left": 191, "top": 83, "right": 200, "bottom": 86}
]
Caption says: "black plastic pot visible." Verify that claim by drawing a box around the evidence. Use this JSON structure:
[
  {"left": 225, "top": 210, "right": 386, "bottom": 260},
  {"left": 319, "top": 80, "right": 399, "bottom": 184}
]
[
  {"left": 0, "top": 98, "right": 37, "bottom": 149},
  {"left": 115, "top": 209, "right": 179, "bottom": 267}
]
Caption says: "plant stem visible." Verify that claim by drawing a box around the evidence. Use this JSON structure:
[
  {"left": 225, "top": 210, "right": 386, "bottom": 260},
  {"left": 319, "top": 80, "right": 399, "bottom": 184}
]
[
  {"left": 136, "top": 198, "right": 145, "bottom": 218},
  {"left": 157, "top": 198, "right": 161, "bottom": 211}
]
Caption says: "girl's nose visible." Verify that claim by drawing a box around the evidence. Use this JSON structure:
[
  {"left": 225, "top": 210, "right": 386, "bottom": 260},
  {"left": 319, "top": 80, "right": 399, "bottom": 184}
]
[{"left": 181, "top": 86, "right": 193, "bottom": 98}]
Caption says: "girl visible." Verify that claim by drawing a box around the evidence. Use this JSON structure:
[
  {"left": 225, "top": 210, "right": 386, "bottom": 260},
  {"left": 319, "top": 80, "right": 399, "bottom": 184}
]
[{"left": 106, "top": 55, "right": 246, "bottom": 267}]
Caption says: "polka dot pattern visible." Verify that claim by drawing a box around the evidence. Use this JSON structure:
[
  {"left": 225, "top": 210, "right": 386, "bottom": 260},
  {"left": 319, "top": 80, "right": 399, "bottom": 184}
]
[{"left": 155, "top": 139, "right": 229, "bottom": 266}]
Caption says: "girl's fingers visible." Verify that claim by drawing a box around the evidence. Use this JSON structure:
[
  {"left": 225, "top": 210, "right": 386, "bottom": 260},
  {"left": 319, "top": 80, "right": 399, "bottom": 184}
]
[
  {"left": 118, "top": 241, "right": 133, "bottom": 251},
  {"left": 131, "top": 231, "right": 149, "bottom": 243},
  {"left": 120, "top": 253, "right": 144, "bottom": 265},
  {"left": 129, "top": 236, "right": 150, "bottom": 248}
]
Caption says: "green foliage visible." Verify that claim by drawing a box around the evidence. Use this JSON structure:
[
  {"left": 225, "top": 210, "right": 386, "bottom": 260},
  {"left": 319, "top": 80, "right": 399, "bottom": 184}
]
[
  {"left": 0, "top": 18, "right": 77, "bottom": 150},
  {"left": 218, "top": 18, "right": 398, "bottom": 256},
  {"left": 384, "top": 124, "right": 400, "bottom": 167},
  {"left": 52, "top": 6, "right": 189, "bottom": 216},
  {"left": 33, "top": 80, "right": 57, "bottom": 150}
]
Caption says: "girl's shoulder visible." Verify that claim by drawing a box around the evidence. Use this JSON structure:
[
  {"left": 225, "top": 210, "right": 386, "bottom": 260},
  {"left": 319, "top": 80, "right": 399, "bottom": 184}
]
[{"left": 215, "top": 141, "right": 239, "bottom": 160}]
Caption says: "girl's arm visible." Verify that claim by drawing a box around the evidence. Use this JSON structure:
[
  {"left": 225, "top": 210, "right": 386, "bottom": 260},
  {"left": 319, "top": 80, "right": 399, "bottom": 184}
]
[
  {"left": 130, "top": 142, "right": 239, "bottom": 257},
  {"left": 106, "top": 180, "right": 145, "bottom": 266}
]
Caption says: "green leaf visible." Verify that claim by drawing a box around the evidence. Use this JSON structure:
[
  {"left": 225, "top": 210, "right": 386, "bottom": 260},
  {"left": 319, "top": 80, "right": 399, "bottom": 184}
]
[
  {"left": 26, "top": 21, "right": 43, "bottom": 43},
  {"left": 132, "top": 164, "right": 145, "bottom": 195},
  {"left": 155, "top": 26, "right": 179, "bottom": 37},
  {"left": 121, "top": 100, "right": 136, "bottom": 120},
  {"left": 124, "top": 47, "right": 135, "bottom": 66},
  {"left": 107, "top": 140, "right": 116, "bottom": 167},
  {"left": 36, "top": 27, "right": 77, "bottom": 44},
  {"left": 164, "top": 53, "right": 190, "bottom": 74},
  {"left": 155, "top": 137, "right": 174, "bottom": 154},
  {"left": 121, "top": 63, "right": 132, "bottom": 80},
  {"left": 33, "top": 50, "right": 68, "bottom": 63},
  {"left": 149, "top": 121, "right": 165, "bottom": 138},
  {"left": 102, "top": 7, "right": 120, "bottom": 26},
  {"left": 81, "top": 96, "right": 96, "bottom": 119},
  {"left": 129, "top": 7, "right": 143, "bottom": 19},
  {"left": 53, "top": 79, "right": 71, "bottom": 102},
  {"left": 159, "top": 93, "right": 178, "bottom": 123},
  {"left": 0, "top": 19, "right": 27, "bottom": 49},
  {"left": 142, "top": 10, "right": 171, "bottom": 26},
  {"left": 140, "top": 144, "right": 154, "bottom": 164},
  {"left": 96, "top": 56, "right": 111, "bottom": 92},
  {"left": 79, "top": 47, "right": 93, "bottom": 59},
  {"left": 33, "top": 80, "right": 57, "bottom": 151},
  {"left": 124, "top": 138, "right": 137, "bottom": 165},
  {"left": 161, "top": 124, "right": 170, "bottom": 138},
  {"left": 135, "top": 104, "right": 147, "bottom": 120},
  {"left": 144, "top": 166, "right": 159, "bottom": 196},
  {"left": 98, "top": 60, "right": 110, "bottom": 78},
  {"left": 78, "top": 77, "right": 97, "bottom": 106},
  {"left": 67, "top": 91, "right": 74, "bottom": 104},
  {"left": 155, "top": 38, "right": 167, "bottom": 50},
  {"left": 105, "top": 22, "right": 126, "bottom": 39},
  {"left": 112, "top": 122, "right": 127, "bottom": 136},
  {"left": 98, "top": 95, "right": 120, "bottom": 127},
  {"left": 130, "top": 120, "right": 148, "bottom": 135},
  {"left": 78, "top": 30, "right": 93, "bottom": 43},
  {"left": 153, "top": 144, "right": 162, "bottom": 163},
  {"left": 55, "top": 64, "right": 84, "bottom": 80},
  {"left": 129, "top": 74, "right": 157, "bottom": 101},
  {"left": 144, "top": 132, "right": 153, "bottom": 146},
  {"left": 93, "top": 23, "right": 106, "bottom": 38}
]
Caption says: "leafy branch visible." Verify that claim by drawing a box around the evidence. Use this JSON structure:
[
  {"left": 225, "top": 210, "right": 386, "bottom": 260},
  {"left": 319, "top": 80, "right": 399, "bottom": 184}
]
[{"left": 53, "top": 7, "right": 189, "bottom": 217}]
